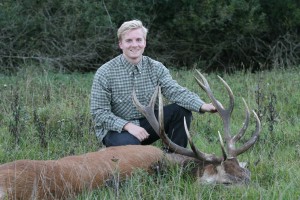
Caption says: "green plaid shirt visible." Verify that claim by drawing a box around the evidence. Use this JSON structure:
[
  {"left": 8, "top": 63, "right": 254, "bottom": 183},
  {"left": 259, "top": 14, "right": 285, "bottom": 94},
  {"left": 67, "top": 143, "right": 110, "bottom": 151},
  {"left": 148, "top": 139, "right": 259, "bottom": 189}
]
[{"left": 90, "top": 54, "right": 204, "bottom": 142}]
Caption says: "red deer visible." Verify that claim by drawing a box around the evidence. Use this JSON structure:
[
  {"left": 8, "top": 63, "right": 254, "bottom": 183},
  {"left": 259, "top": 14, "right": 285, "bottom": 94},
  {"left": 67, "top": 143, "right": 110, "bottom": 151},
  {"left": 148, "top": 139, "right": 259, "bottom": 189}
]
[{"left": 0, "top": 71, "right": 261, "bottom": 199}]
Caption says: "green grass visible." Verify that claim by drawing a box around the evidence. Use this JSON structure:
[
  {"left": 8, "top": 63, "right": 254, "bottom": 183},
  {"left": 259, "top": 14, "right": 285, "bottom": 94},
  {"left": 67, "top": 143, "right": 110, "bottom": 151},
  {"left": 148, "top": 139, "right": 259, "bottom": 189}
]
[{"left": 0, "top": 65, "right": 299, "bottom": 199}]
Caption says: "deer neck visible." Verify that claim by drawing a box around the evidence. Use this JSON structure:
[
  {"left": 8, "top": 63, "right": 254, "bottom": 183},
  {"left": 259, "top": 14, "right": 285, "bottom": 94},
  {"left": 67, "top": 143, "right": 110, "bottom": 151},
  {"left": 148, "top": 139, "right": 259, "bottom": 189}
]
[{"left": 163, "top": 153, "right": 217, "bottom": 177}]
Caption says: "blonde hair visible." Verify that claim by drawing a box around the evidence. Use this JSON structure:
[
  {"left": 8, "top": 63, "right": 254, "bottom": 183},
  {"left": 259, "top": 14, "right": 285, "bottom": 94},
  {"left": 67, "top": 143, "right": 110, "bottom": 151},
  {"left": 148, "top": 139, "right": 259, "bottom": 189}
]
[{"left": 117, "top": 20, "right": 148, "bottom": 41}]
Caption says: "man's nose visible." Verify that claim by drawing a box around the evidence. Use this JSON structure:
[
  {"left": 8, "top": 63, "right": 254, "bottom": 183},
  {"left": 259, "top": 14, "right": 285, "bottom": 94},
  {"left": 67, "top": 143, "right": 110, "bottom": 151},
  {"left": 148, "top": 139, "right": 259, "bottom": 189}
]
[{"left": 132, "top": 41, "right": 138, "bottom": 46}]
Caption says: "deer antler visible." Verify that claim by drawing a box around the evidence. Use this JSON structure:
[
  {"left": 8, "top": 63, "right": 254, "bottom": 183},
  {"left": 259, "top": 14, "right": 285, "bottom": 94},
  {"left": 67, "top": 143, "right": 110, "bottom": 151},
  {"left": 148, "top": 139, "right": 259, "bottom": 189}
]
[
  {"left": 194, "top": 70, "right": 261, "bottom": 158},
  {"left": 133, "top": 71, "right": 261, "bottom": 162},
  {"left": 132, "top": 86, "right": 223, "bottom": 163},
  {"left": 132, "top": 86, "right": 159, "bottom": 134}
]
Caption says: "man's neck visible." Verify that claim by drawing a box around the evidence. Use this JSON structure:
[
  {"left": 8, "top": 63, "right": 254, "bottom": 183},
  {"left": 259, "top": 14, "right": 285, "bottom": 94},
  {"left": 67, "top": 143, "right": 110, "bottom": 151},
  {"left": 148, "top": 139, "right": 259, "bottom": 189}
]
[{"left": 123, "top": 54, "right": 142, "bottom": 65}]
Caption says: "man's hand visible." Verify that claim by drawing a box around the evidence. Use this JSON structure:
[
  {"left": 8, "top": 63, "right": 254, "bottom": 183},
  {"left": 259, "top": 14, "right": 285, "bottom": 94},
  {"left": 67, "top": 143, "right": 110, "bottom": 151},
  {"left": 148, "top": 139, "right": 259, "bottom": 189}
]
[
  {"left": 200, "top": 102, "right": 218, "bottom": 113},
  {"left": 123, "top": 122, "right": 150, "bottom": 141}
]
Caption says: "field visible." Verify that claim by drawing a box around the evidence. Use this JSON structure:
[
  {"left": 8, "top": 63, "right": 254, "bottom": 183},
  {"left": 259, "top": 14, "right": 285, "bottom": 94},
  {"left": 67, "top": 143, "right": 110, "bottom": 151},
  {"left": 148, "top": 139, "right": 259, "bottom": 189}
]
[{"left": 0, "top": 66, "right": 299, "bottom": 199}]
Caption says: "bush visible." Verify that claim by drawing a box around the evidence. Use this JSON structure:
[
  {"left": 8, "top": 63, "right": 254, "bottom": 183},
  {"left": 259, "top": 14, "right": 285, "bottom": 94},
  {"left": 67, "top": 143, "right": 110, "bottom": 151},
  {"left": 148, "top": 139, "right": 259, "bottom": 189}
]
[
  {"left": 0, "top": 0, "right": 299, "bottom": 72},
  {"left": 0, "top": 0, "right": 117, "bottom": 72}
]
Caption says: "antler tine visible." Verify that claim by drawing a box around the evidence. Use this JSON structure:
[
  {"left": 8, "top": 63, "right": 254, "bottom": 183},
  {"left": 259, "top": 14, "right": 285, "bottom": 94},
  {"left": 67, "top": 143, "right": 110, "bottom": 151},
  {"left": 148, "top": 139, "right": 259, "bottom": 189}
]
[
  {"left": 218, "top": 131, "right": 227, "bottom": 160},
  {"left": 231, "top": 110, "right": 262, "bottom": 157},
  {"left": 157, "top": 87, "right": 198, "bottom": 158},
  {"left": 231, "top": 98, "right": 250, "bottom": 143},
  {"left": 217, "top": 75, "right": 234, "bottom": 116},
  {"left": 194, "top": 70, "right": 234, "bottom": 118},
  {"left": 133, "top": 86, "right": 198, "bottom": 158},
  {"left": 184, "top": 117, "right": 223, "bottom": 162},
  {"left": 132, "top": 86, "right": 159, "bottom": 134}
]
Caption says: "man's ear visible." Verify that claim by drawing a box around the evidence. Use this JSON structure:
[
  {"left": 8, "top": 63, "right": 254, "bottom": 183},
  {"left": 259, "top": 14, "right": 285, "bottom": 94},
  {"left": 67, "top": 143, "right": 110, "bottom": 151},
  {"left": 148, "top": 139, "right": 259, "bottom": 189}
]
[{"left": 118, "top": 41, "right": 123, "bottom": 50}]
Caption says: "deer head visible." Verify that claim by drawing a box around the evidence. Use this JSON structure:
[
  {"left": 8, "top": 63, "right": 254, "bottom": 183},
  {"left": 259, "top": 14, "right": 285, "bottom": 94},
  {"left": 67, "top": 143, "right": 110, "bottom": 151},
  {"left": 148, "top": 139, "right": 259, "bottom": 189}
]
[{"left": 133, "top": 70, "right": 261, "bottom": 185}]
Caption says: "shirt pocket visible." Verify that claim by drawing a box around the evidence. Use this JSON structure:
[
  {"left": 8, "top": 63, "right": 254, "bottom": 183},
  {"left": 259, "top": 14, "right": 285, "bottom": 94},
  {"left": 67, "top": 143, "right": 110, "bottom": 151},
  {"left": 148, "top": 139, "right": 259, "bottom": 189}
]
[
  {"left": 111, "top": 92, "right": 133, "bottom": 118},
  {"left": 140, "top": 86, "right": 158, "bottom": 108}
]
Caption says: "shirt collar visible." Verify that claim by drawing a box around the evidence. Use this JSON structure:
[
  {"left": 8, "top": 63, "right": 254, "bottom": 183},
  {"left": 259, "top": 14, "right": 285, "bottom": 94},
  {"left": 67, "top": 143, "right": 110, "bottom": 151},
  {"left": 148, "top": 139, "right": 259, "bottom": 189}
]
[{"left": 120, "top": 54, "right": 143, "bottom": 75}]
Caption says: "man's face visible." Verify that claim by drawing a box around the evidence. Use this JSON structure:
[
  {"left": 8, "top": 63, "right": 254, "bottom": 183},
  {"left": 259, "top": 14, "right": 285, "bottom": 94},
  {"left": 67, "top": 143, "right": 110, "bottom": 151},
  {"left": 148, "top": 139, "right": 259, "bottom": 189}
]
[{"left": 119, "top": 28, "right": 146, "bottom": 64}]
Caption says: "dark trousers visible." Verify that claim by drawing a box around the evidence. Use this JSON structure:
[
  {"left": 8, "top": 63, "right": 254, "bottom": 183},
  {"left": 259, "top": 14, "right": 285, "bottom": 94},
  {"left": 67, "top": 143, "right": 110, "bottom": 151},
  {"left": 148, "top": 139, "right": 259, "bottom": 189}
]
[{"left": 103, "top": 103, "right": 192, "bottom": 148}]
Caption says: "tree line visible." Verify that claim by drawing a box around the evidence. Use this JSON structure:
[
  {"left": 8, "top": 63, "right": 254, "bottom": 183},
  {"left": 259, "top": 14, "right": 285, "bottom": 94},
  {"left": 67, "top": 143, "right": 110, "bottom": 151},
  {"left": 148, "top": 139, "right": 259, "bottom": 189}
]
[{"left": 0, "top": 0, "right": 299, "bottom": 73}]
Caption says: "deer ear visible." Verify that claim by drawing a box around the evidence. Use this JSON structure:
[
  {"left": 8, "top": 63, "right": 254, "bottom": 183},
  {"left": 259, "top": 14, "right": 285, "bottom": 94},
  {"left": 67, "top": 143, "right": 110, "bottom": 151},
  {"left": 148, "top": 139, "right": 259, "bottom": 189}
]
[{"left": 239, "top": 162, "right": 248, "bottom": 168}]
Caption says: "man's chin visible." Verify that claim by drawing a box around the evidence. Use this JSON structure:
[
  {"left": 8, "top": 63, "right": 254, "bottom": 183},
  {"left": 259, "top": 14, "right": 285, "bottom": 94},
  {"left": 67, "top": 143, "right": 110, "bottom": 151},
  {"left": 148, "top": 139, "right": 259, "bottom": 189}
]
[{"left": 128, "top": 54, "right": 142, "bottom": 60}]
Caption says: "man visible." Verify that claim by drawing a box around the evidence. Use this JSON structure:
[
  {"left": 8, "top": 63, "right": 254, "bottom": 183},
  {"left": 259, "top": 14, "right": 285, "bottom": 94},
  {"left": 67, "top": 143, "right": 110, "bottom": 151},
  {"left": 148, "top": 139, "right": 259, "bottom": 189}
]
[{"left": 90, "top": 20, "right": 217, "bottom": 148}]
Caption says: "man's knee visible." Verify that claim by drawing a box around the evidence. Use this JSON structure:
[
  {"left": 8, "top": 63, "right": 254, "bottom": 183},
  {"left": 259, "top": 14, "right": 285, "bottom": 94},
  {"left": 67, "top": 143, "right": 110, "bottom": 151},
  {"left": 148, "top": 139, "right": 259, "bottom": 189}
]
[{"left": 103, "top": 131, "right": 140, "bottom": 147}]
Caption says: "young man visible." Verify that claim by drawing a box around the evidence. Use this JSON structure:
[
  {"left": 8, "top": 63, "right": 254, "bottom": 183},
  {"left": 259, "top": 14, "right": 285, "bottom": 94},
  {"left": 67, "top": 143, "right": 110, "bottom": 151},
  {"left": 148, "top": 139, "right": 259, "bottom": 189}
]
[{"left": 90, "top": 20, "right": 217, "bottom": 147}]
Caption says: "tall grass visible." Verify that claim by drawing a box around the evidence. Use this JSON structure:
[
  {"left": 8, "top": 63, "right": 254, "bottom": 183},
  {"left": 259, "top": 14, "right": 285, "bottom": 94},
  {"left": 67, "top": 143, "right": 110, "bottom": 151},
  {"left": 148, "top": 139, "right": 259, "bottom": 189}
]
[{"left": 0, "top": 65, "right": 299, "bottom": 199}]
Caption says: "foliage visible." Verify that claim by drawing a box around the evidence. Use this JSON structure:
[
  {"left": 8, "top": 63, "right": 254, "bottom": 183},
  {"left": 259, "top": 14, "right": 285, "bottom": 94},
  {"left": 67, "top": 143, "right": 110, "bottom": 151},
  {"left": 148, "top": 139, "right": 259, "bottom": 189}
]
[
  {"left": 148, "top": 0, "right": 269, "bottom": 71},
  {"left": 0, "top": 0, "right": 299, "bottom": 72},
  {"left": 0, "top": 0, "right": 116, "bottom": 72},
  {"left": 260, "top": 0, "right": 300, "bottom": 34}
]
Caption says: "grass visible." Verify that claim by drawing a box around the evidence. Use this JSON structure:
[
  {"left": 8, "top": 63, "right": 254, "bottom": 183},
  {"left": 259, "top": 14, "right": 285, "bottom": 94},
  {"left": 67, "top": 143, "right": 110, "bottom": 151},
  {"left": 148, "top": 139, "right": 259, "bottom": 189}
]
[{"left": 0, "top": 65, "right": 299, "bottom": 199}]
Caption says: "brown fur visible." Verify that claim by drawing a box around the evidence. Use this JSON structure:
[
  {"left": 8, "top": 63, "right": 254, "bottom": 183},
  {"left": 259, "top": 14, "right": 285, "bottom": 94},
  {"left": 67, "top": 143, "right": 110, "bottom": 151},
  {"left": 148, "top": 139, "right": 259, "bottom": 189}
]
[{"left": 0, "top": 145, "right": 164, "bottom": 200}]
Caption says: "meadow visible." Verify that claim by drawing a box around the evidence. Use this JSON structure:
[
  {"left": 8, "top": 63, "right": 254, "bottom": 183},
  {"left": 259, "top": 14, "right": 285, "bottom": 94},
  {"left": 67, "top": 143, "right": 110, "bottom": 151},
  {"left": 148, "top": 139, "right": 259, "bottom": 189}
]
[{"left": 0, "top": 66, "right": 299, "bottom": 199}]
